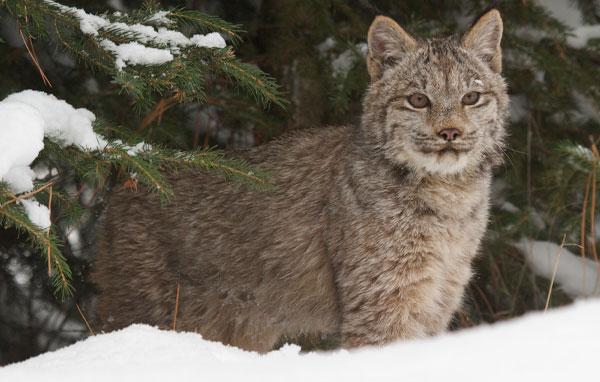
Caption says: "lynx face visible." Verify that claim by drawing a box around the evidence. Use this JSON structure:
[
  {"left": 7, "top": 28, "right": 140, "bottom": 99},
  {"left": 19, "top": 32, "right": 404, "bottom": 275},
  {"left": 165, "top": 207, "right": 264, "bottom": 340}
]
[{"left": 363, "top": 11, "right": 509, "bottom": 175}]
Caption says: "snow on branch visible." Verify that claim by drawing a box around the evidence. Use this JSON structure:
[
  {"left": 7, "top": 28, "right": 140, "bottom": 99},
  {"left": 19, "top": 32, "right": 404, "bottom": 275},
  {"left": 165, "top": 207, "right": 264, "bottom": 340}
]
[
  {"left": 3, "top": 0, "right": 284, "bottom": 110},
  {"left": 0, "top": 88, "right": 271, "bottom": 298},
  {"left": 44, "top": 0, "right": 226, "bottom": 70}
]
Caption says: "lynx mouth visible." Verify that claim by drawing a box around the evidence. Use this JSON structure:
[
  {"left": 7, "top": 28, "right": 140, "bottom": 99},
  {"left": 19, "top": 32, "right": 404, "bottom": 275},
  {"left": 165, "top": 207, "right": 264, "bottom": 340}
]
[{"left": 418, "top": 144, "right": 472, "bottom": 155}]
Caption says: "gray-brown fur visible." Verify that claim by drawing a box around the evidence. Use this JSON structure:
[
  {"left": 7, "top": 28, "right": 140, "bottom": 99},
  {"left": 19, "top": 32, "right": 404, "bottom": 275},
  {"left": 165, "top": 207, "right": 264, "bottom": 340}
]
[{"left": 92, "top": 10, "right": 509, "bottom": 351}]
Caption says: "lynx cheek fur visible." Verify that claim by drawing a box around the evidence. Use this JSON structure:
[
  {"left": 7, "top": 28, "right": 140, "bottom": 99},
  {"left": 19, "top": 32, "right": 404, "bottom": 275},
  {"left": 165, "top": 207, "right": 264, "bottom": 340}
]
[{"left": 93, "top": 10, "right": 508, "bottom": 351}]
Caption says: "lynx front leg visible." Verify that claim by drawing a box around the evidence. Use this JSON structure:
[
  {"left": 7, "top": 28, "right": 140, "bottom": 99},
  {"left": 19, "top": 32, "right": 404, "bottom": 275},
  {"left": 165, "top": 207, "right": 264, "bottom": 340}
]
[{"left": 338, "top": 271, "right": 443, "bottom": 348}]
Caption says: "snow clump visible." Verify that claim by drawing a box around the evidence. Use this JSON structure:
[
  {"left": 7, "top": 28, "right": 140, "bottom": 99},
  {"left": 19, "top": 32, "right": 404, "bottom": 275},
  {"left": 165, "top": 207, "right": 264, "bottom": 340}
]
[
  {"left": 44, "top": 0, "right": 226, "bottom": 70},
  {"left": 0, "top": 90, "right": 145, "bottom": 230}
]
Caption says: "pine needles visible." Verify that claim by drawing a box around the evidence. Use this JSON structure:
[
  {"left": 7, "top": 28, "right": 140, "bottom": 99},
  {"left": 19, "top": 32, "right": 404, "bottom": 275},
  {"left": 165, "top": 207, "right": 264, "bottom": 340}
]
[{"left": 0, "top": 0, "right": 284, "bottom": 299}]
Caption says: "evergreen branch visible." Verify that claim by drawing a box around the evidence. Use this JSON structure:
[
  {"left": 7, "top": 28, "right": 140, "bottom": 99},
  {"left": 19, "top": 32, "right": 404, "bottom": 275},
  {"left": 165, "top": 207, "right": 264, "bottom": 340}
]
[
  {"left": 167, "top": 9, "right": 243, "bottom": 44},
  {"left": 218, "top": 57, "right": 287, "bottom": 109},
  {"left": 140, "top": 147, "right": 272, "bottom": 189},
  {"left": 557, "top": 142, "right": 600, "bottom": 173},
  {"left": 0, "top": 195, "right": 73, "bottom": 299},
  {"left": 0, "top": 178, "right": 57, "bottom": 209},
  {"left": 104, "top": 145, "right": 174, "bottom": 202}
]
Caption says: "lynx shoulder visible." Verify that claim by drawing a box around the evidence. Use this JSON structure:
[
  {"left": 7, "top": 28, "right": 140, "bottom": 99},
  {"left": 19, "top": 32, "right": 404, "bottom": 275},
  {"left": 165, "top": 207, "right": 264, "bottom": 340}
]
[{"left": 93, "top": 9, "right": 508, "bottom": 351}]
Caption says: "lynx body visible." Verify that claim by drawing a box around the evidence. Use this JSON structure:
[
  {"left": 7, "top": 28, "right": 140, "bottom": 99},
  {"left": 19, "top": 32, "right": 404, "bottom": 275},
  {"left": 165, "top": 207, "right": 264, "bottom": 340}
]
[{"left": 93, "top": 10, "right": 508, "bottom": 351}]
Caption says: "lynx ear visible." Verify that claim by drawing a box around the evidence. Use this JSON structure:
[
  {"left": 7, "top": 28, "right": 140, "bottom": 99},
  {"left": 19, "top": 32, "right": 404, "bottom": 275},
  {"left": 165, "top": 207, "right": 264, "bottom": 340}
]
[
  {"left": 461, "top": 9, "right": 503, "bottom": 73},
  {"left": 367, "top": 16, "right": 417, "bottom": 81}
]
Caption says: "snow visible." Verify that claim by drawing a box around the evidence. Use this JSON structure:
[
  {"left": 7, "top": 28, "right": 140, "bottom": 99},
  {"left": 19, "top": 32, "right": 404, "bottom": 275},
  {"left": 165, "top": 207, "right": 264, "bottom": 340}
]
[
  {"left": 190, "top": 32, "right": 227, "bottom": 49},
  {"left": 318, "top": 40, "right": 368, "bottom": 80},
  {"left": 0, "top": 90, "right": 103, "bottom": 230},
  {"left": 148, "top": 11, "right": 174, "bottom": 26},
  {"left": 539, "top": 0, "right": 600, "bottom": 48},
  {"left": 2, "top": 300, "right": 600, "bottom": 381},
  {"left": 331, "top": 49, "right": 358, "bottom": 78},
  {"left": 83, "top": 77, "right": 100, "bottom": 94},
  {"left": 100, "top": 40, "right": 173, "bottom": 70},
  {"left": 331, "top": 43, "right": 368, "bottom": 78},
  {"left": 125, "top": 141, "right": 151, "bottom": 156},
  {"left": 44, "top": 0, "right": 226, "bottom": 70},
  {"left": 0, "top": 89, "right": 149, "bottom": 230},
  {"left": 20, "top": 199, "right": 51, "bottom": 230},
  {"left": 317, "top": 36, "right": 336, "bottom": 54},
  {"left": 515, "top": 239, "right": 600, "bottom": 297},
  {"left": 4, "top": 90, "right": 104, "bottom": 150},
  {"left": 44, "top": 0, "right": 110, "bottom": 36},
  {"left": 0, "top": 101, "right": 45, "bottom": 193},
  {"left": 107, "top": 0, "right": 126, "bottom": 12},
  {"left": 568, "top": 25, "right": 600, "bottom": 48}
]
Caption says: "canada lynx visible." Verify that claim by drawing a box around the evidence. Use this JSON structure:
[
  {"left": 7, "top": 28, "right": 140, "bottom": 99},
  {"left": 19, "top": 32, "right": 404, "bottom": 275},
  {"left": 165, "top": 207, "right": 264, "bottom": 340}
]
[{"left": 93, "top": 9, "right": 508, "bottom": 351}]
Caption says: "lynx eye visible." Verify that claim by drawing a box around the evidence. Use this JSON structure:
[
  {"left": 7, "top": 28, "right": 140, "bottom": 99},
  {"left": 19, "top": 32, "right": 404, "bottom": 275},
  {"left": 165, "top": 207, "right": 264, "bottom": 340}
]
[
  {"left": 383, "top": 56, "right": 398, "bottom": 67},
  {"left": 407, "top": 93, "right": 430, "bottom": 108},
  {"left": 462, "top": 91, "right": 480, "bottom": 106}
]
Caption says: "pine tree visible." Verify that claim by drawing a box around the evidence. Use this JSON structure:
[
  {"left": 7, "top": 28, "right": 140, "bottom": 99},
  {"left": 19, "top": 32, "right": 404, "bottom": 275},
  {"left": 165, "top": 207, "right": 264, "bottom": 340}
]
[{"left": 0, "top": 0, "right": 283, "bottom": 363}]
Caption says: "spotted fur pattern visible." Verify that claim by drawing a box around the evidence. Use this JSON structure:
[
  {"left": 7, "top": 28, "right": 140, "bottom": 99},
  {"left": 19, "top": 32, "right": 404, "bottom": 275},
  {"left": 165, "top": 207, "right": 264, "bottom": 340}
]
[{"left": 92, "top": 10, "right": 509, "bottom": 351}]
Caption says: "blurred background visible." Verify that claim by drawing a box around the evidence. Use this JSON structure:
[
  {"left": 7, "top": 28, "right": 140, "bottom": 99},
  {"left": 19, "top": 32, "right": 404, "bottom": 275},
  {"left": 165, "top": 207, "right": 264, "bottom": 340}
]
[{"left": 1, "top": 0, "right": 599, "bottom": 365}]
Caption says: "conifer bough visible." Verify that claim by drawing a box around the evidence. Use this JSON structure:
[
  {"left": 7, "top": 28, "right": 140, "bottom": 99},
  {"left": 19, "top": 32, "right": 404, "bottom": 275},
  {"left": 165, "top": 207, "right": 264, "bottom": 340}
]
[{"left": 0, "top": 0, "right": 286, "bottom": 299}]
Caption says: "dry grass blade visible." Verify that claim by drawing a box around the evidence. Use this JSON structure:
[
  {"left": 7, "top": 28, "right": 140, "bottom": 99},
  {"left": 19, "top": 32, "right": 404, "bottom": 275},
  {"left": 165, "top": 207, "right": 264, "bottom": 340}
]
[
  {"left": 544, "top": 234, "right": 567, "bottom": 312},
  {"left": 172, "top": 281, "right": 181, "bottom": 330},
  {"left": 18, "top": 27, "right": 52, "bottom": 88},
  {"left": 138, "top": 92, "right": 184, "bottom": 131},
  {"left": 580, "top": 172, "right": 592, "bottom": 293},
  {"left": 47, "top": 185, "right": 53, "bottom": 276},
  {"left": 76, "top": 303, "right": 96, "bottom": 336},
  {"left": 589, "top": 137, "right": 598, "bottom": 263},
  {"left": 0, "top": 178, "right": 57, "bottom": 209}
]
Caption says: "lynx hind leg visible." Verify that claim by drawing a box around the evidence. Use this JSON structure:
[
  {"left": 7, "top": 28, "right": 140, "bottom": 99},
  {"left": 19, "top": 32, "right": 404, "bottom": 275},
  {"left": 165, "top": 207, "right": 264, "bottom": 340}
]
[
  {"left": 92, "top": 231, "right": 177, "bottom": 331},
  {"left": 173, "top": 290, "right": 283, "bottom": 353}
]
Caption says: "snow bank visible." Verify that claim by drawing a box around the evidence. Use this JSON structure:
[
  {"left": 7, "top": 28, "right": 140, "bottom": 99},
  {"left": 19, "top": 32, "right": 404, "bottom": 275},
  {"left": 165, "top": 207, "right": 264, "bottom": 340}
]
[
  {"left": 2, "top": 300, "right": 600, "bottom": 381},
  {"left": 515, "top": 239, "right": 600, "bottom": 297},
  {"left": 44, "top": 0, "right": 226, "bottom": 70}
]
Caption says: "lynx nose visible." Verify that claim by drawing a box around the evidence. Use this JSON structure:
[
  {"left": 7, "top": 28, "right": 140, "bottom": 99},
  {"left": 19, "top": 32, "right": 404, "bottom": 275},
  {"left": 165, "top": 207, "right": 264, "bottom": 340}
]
[{"left": 438, "top": 128, "right": 462, "bottom": 142}]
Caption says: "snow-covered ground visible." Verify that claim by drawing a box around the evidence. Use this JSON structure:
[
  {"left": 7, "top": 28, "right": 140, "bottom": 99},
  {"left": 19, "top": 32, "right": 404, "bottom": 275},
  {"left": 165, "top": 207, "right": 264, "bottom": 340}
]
[{"left": 2, "top": 299, "right": 600, "bottom": 381}]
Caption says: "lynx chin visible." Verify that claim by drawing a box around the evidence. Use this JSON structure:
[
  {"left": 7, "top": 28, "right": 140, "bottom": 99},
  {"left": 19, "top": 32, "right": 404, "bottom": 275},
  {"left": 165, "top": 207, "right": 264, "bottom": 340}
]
[{"left": 93, "top": 9, "right": 508, "bottom": 351}]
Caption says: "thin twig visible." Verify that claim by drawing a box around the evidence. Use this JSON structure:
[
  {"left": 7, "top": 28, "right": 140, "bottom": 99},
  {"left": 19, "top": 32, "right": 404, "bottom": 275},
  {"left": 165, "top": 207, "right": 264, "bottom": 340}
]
[
  {"left": 138, "top": 92, "right": 183, "bottom": 131},
  {"left": 172, "top": 281, "right": 181, "bottom": 330},
  {"left": 76, "top": 303, "right": 96, "bottom": 336},
  {"left": 0, "top": 178, "right": 57, "bottom": 209},
  {"left": 545, "top": 234, "right": 567, "bottom": 312},
  {"left": 192, "top": 110, "right": 202, "bottom": 148},
  {"left": 580, "top": 172, "right": 592, "bottom": 293},
  {"left": 473, "top": 284, "right": 495, "bottom": 318},
  {"left": 47, "top": 185, "right": 53, "bottom": 276},
  {"left": 18, "top": 28, "right": 52, "bottom": 87},
  {"left": 581, "top": 172, "right": 591, "bottom": 258},
  {"left": 589, "top": 137, "right": 598, "bottom": 263}
]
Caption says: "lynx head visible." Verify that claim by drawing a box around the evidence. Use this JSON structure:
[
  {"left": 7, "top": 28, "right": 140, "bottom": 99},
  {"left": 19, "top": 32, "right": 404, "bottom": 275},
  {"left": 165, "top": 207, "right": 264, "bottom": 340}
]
[{"left": 361, "top": 10, "right": 509, "bottom": 176}]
